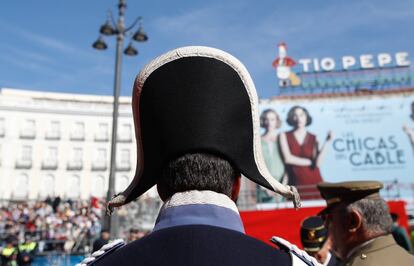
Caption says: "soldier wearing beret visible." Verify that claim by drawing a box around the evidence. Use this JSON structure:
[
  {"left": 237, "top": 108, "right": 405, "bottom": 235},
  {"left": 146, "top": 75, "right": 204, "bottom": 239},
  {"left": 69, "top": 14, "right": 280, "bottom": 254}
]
[
  {"left": 317, "top": 181, "right": 414, "bottom": 266},
  {"left": 300, "top": 216, "right": 338, "bottom": 266},
  {"left": 81, "top": 46, "right": 315, "bottom": 266}
]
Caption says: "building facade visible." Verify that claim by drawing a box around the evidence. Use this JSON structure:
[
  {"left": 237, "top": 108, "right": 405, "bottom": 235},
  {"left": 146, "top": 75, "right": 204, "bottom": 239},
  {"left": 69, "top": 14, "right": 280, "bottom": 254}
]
[{"left": 0, "top": 88, "right": 140, "bottom": 200}]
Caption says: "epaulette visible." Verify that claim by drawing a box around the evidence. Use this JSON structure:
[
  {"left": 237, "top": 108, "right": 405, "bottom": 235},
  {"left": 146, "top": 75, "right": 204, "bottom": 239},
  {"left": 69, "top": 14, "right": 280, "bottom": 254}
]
[
  {"left": 270, "top": 236, "right": 322, "bottom": 266},
  {"left": 76, "top": 239, "right": 126, "bottom": 266}
]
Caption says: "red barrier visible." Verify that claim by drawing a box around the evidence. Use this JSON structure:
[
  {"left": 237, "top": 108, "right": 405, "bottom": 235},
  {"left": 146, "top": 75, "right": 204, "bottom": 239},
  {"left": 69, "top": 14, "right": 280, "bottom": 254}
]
[{"left": 240, "top": 200, "right": 408, "bottom": 247}]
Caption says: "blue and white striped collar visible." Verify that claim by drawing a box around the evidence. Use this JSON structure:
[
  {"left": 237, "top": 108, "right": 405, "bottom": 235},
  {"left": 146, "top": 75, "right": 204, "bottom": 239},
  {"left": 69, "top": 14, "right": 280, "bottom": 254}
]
[{"left": 153, "top": 190, "right": 244, "bottom": 234}]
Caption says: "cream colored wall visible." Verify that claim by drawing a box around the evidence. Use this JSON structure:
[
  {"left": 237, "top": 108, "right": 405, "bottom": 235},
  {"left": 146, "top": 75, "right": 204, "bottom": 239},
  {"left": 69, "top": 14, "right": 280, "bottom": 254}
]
[{"left": 0, "top": 88, "right": 137, "bottom": 200}]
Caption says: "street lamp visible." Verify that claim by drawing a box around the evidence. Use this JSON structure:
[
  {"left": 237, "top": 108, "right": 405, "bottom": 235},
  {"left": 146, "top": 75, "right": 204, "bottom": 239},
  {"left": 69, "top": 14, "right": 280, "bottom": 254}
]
[{"left": 92, "top": 0, "right": 148, "bottom": 238}]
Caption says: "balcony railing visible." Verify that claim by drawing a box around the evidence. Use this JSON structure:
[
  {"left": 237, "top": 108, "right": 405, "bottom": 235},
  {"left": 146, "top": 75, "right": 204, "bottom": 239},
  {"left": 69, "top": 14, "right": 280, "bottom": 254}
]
[
  {"left": 41, "top": 160, "right": 58, "bottom": 170},
  {"left": 116, "top": 162, "right": 131, "bottom": 171},
  {"left": 91, "top": 161, "right": 107, "bottom": 171},
  {"left": 67, "top": 161, "right": 83, "bottom": 171},
  {"left": 45, "top": 131, "right": 61, "bottom": 140},
  {"left": 20, "top": 130, "right": 36, "bottom": 139},
  {"left": 15, "top": 159, "right": 32, "bottom": 169},
  {"left": 94, "top": 133, "right": 108, "bottom": 142}
]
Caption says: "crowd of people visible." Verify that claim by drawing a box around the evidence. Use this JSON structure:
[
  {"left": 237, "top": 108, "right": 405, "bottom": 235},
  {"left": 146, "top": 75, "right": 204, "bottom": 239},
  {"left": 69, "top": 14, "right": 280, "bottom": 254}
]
[
  {"left": 0, "top": 197, "right": 103, "bottom": 265},
  {"left": 0, "top": 196, "right": 150, "bottom": 265}
]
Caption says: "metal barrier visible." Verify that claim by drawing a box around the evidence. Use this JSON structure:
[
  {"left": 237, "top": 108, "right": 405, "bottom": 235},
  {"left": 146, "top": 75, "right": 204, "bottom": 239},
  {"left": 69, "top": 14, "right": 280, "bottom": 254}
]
[
  {"left": 117, "top": 196, "right": 163, "bottom": 235},
  {"left": 32, "top": 254, "right": 85, "bottom": 266},
  {"left": 0, "top": 238, "right": 92, "bottom": 266}
]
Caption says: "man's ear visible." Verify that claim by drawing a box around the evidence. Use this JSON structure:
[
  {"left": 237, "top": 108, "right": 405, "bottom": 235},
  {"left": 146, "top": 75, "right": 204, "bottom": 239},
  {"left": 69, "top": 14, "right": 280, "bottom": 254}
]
[
  {"left": 348, "top": 209, "right": 363, "bottom": 233},
  {"left": 231, "top": 175, "right": 241, "bottom": 202}
]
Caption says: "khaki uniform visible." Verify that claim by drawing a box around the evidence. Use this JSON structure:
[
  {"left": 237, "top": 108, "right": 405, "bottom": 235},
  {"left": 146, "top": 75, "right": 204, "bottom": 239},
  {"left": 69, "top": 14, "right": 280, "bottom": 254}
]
[{"left": 343, "top": 234, "right": 414, "bottom": 266}]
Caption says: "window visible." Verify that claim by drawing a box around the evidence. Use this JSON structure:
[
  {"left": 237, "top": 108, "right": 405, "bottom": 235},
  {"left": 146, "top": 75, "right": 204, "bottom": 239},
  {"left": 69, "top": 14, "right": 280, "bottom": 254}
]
[
  {"left": 92, "top": 148, "right": 107, "bottom": 171},
  {"left": 67, "top": 175, "right": 80, "bottom": 198},
  {"left": 0, "top": 118, "right": 5, "bottom": 137},
  {"left": 42, "top": 146, "right": 58, "bottom": 170},
  {"left": 46, "top": 121, "right": 60, "bottom": 140},
  {"left": 118, "top": 123, "right": 132, "bottom": 142},
  {"left": 95, "top": 123, "right": 109, "bottom": 141},
  {"left": 20, "top": 119, "right": 36, "bottom": 139},
  {"left": 117, "top": 149, "right": 130, "bottom": 171},
  {"left": 116, "top": 175, "right": 129, "bottom": 193},
  {"left": 40, "top": 174, "right": 55, "bottom": 198},
  {"left": 22, "top": 146, "right": 32, "bottom": 161},
  {"left": 91, "top": 175, "right": 105, "bottom": 197},
  {"left": 16, "top": 145, "right": 32, "bottom": 169},
  {"left": 14, "top": 173, "right": 29, "bottom": 199},
  {"left": 71, "top": 122, "right": 85, "bottom": 140},
  {"left": 67, "top": 147, "right": 83, "bottom": 170}
]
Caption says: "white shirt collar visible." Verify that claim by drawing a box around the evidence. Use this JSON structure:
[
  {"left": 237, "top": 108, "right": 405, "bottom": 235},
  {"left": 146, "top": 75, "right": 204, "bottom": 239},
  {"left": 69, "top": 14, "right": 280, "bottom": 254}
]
[{"left": 162, "top": 190, "right": 239, "bottom": 214}]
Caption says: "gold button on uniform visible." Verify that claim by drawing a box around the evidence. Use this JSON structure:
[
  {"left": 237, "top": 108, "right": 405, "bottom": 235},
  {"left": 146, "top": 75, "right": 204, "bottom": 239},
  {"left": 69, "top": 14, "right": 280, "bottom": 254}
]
[{"left": 361, "top": 254, "right": 367, "bottom": 259}]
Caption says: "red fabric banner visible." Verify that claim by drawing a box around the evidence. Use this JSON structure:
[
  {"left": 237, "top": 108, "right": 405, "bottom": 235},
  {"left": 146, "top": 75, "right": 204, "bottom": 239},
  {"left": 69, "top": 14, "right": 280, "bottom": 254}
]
[{"left": 240, "top": 201, "right": 408, "bottom": 247}]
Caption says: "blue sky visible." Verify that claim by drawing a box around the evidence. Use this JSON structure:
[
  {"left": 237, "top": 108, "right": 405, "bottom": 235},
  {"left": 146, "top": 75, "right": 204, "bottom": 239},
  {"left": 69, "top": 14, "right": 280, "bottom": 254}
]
[{"left": 0, "top": 0, "right": 413, "bottom": 99}]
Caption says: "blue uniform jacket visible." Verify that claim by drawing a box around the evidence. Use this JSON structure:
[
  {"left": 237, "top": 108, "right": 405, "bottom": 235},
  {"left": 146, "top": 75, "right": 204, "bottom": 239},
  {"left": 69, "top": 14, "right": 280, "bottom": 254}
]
[{"left": 94, "top": 191, "right": 291, "bottom": 266}]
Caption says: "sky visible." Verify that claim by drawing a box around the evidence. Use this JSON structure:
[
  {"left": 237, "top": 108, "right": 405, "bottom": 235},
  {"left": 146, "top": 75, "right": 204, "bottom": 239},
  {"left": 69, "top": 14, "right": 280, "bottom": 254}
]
[{"left": 0, "top": 0, "right": 413, "bottom": 99}]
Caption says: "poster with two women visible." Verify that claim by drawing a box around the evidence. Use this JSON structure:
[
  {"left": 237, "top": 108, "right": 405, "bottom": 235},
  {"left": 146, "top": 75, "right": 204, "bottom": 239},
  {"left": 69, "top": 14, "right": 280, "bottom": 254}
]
[{"left": 258, "top": 90, "right": 414, "bottom": 202}]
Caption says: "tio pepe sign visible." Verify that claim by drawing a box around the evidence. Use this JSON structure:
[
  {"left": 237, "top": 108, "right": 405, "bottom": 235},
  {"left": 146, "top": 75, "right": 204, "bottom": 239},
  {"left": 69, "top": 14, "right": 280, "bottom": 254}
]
[{"left": 298, "top": 52, "right": 410, "bottom": 73}]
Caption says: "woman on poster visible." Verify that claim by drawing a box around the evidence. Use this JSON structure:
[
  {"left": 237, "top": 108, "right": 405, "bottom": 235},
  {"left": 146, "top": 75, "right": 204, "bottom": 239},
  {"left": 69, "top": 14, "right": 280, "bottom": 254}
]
[
  {"left": 258, "top": 109, "right": 286, "bottom": 203},
  {"left": 279, "top": 106, "right": 332, "bottom": 199}
]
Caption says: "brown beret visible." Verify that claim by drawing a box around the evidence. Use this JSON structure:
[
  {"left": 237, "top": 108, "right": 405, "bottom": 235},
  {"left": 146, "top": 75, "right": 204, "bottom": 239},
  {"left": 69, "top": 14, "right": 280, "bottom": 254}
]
[{"left": 317, "top": 180, "right": 383, "bottom": 215}]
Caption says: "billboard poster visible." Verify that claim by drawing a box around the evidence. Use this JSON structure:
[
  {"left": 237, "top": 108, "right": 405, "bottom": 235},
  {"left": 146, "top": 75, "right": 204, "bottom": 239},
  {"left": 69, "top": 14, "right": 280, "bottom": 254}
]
[{"left": 258, "top": 91, "right": 414, "bottom": 201}]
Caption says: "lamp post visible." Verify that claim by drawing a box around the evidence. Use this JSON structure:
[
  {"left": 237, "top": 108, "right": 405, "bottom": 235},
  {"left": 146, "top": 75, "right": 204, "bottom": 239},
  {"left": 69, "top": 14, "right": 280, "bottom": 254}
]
[{"left": 92, "top": 0, "right": 148, "bottom": 238}]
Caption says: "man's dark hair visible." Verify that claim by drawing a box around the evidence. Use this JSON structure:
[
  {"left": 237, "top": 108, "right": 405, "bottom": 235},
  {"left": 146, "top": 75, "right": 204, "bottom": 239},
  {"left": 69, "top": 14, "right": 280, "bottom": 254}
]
[
  {"left": 158, "top": 153, "right": 240, "bottom": 199},
  {"left": 286, "top": 105, "right": 312, "bottom": 127}
]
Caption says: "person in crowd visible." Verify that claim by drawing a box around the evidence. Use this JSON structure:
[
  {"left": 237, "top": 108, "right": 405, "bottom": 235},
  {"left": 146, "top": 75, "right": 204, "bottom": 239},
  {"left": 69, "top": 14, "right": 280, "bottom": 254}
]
[
  {"left": 317, "top": 180, "right": 414, "bottom": 266},
  {"left": 92, "top": 230, "right": 110, "bottom": 253},
  {"left": 0, "top": 237, "right": 18, "bottom": 266},
  {"left": 127, "top": 229, "right": 146, "bottom": 243},
  {"left": 44, "top": 196, "right": 53, "bottom": 206},
  {"left": 258, "top": 109, "right": 286, "bottom": 203},
  {"left": 279, "top": 106, "right": 332, "bottom": 199},
  {"left": 52, "top": 196, "right": 61, "bottom": 213},
  {"left": 92, "top": 46, "right": 305, "bottom": 266},
  {"left": 300, "top": 216, "right": 339, "bottom": 266},
  {"left": 17, "top": 235, "right": 37, "bottom": 266},
  {"left": 390, "top": 213, "right": 413, "bottom": 253}
]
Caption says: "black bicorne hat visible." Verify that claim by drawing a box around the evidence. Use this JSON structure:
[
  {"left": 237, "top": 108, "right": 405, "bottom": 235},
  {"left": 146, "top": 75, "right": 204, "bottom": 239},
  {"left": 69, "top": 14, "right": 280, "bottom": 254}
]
[{"left": 108, "top": 46, "right": 300, "bottom": 212}]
